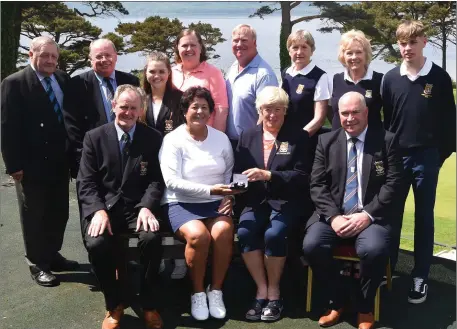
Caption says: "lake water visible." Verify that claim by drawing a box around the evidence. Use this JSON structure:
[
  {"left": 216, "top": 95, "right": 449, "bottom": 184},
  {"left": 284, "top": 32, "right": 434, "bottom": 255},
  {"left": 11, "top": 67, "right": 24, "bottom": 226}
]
[{"left": 58, "top": 2, "right": 456, "bottom": 79}]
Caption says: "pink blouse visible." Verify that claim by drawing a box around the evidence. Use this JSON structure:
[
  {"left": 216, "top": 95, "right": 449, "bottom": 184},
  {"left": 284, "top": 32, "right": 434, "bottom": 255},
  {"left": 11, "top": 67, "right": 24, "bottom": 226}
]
[{"left": 172, "top": 61, "right": 228, "bottom": 132}]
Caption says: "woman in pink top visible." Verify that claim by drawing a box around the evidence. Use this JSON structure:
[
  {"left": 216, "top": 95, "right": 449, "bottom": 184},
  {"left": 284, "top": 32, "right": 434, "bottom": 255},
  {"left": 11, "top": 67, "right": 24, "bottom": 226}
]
[{"left": 172, "top": 29, "right": 228, "bottom": 132}]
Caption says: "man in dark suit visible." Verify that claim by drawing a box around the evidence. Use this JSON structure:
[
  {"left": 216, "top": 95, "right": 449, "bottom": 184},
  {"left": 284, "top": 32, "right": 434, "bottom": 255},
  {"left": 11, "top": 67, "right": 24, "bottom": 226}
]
[
  {"left": 1, "top": 36, "right": 78, "bottom": 287},
  {"left": 302, "top": 92, "right": 404, "bottom": 329},
  {"left": 77, "top": 84, "right": 164, "bottom": 329},
  {"left": 64, "top": 38, "right": 140, "bottom": 177}
]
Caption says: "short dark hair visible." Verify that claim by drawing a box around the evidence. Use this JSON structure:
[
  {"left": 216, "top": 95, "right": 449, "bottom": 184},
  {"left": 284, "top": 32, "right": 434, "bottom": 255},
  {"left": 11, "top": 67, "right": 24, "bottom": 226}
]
[
  {"left": 180, "top": 86, "right": 215, "bottom": 115},
  {"left": 174, "top": 29, "right": 208, "bottom": 64}
]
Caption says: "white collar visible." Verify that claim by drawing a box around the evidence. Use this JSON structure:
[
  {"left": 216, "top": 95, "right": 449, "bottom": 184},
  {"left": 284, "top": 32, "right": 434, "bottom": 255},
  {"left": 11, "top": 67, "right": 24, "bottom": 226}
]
[
  {"left": 286, "top": 62, "right": 316, "bottom": 77},
  {"left": 30, "top": 64, "right": 56, "bottom": 83},
  {"left": 345, "top": 126, "right": 368, "bottom": 143},
  {"left": 114, "top": 122, "right": 136, "bottom": 142},
  {"left": 400, "top": 57, "right": 432, "bottom": 78},
  {"left": 344, "top": 67, "right": 373, "bottom": 83}
]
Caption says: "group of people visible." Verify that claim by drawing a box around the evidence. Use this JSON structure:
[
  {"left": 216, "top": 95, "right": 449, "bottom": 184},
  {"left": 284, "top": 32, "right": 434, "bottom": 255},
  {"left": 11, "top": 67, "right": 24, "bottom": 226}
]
[{"left": 1, "top": 19, "right": 455, "bottom": 329}]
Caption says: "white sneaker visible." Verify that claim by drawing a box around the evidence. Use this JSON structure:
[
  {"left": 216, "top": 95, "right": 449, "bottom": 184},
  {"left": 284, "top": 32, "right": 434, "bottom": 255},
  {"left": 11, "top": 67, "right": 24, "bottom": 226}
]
[
  {"left": 171, "top": 259, "right": 187, "bottom": 279},
  {"left": 206, "top": 285, "right": 226, "bottom": 319},
  {"left": 191, "top": 292, "right": 209, "bottom": 321}
]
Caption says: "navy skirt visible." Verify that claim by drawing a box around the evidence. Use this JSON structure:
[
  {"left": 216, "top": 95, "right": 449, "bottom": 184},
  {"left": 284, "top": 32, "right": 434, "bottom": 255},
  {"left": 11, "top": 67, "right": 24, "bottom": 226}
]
[{"left": 162, "top": 200, "right": 222, "bottom": 233}]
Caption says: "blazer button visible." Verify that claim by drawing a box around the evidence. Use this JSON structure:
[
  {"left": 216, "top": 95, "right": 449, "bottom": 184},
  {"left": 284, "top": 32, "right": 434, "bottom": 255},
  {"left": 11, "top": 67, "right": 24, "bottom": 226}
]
[
  {"left": 84, "top": 116, "right": 88, "bottom": 120},
  {"left": 108, "top": 204, "right": 111, "bottom": 208},
  {"left": 40, "top": 123, "right": 44, "bottom": 127},
  {"left": 44, "top": 156, "right": 48, "bottom": 160}
]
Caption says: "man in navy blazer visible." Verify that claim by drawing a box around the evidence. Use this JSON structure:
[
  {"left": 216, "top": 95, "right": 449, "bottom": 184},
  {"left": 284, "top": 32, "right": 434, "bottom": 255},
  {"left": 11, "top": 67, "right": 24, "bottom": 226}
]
[
  {"left": 302, "top": 92, "right": 404, "bottom": 329},
  {"left": 1, "top": 36, "right": 78, "bottom": 287},
  {"left": 64, "top": 38, "right": 140, "bottom": 177},
  {"left": 77, "top": 84, "right": 164, "bottom": 329}
]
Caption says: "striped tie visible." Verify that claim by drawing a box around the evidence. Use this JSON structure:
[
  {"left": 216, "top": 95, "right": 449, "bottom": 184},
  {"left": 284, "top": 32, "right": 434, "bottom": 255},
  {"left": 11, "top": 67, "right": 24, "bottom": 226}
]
[
  {"left": 104, "top": 77, "right": 115, "bottom": 122},
  {"left": 343, "top": 137, "right": 359, "bottom": 214},
  {"left": 44, "top": 77, "right": 63, "bottom": 123}
]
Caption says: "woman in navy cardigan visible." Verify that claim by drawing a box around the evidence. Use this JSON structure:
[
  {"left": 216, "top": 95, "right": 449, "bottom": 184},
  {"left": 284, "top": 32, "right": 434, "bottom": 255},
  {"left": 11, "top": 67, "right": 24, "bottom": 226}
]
[
  {"left": 329, "top": 30, "right": 383, "bottom": 130},
  {"left": 234, "top": 86, "right": 313, "bottom": 322}
]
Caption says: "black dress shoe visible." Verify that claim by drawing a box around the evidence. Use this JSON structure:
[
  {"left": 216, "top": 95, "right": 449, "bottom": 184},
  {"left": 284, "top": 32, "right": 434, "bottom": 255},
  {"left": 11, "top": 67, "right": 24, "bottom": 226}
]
[
  {"left": 31, "top": 271, "right": 59, "bottom": 287},
  {"left": 50, "top": 253, "right": 79, "bottom": 272}
]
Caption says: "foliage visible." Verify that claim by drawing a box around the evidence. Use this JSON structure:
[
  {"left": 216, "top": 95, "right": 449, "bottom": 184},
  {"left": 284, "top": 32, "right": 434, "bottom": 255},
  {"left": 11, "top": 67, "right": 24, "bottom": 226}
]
[
  {"left": 20, "top": 3, "right": 102, "bottom": 75},
  {"left": 249, "top": 2, "right": 321, "bottom": 71},
  {"left": 1, "top": 1, "right": 128, "bottom": 78},
  {"left": 102, "top": 32, "right": 126, "bottom": 54},
  {"left": 313, "top": 1, "right": 456, "bottom": 68},
  {"left": 115, "top": 16, "right": 225, "bottom": 61}
]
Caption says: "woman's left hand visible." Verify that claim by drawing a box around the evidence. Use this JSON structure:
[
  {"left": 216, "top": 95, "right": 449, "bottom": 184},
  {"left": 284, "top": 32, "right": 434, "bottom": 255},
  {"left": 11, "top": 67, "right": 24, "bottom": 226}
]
[
  {"left": 218, "top": 196, "right": 234, "bottom": 215},
  {"left": 242, "top": 168, "right": 272, "bottom": 182}
]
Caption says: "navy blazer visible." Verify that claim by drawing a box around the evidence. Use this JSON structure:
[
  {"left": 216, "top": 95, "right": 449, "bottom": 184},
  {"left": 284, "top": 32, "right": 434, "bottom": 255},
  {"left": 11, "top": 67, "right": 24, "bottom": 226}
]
[
  {"left": 233, "top": 124, "right": 312, "bottom": 216},
  {"left": 145, "top": 87, "right": 184, "bottom": 135},
  {"left": 64, "top": 69, "right": 140, "bottom": 177},
  {"left": 1, "top": 65, "right": 70, "bottom": 183},
  {"left": 307, "top": 126, "right": 404, "bottom": 228},
  {"left": 76, "top": 122, "right": 164, "bottom": 220}
]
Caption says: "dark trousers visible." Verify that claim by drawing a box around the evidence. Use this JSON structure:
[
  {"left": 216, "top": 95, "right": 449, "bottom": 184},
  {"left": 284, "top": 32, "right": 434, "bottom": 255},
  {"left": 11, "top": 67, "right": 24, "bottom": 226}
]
[
  {"left": 390, "top": 147, "right": 440, "bottom": 279},
  {"left": 82, "top": 210, "right": 163, "bottom": 311},
  {"left": 303, "top": 220, "right": 390, "bottom": 313},
  {"left": 237, "top": 203, "right": 298, "bottom": 257},
  {"left": 16, "top": 179, "right": 69, "bottom": 272}
]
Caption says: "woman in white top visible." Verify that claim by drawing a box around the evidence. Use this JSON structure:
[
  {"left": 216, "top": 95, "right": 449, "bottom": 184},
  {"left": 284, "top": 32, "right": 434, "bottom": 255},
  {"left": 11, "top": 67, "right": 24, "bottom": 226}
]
[{"left": 159, "top": 86, "right": 239, "bottom": 322}]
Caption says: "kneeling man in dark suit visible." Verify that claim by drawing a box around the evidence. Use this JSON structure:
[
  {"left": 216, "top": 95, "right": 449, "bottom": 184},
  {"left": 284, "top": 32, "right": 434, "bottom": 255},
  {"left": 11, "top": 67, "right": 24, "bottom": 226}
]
[
  {"left": 302, "top": 91, "right": 404, "bottom": 329},
  {"left": 77, "top": 84, "right": 164, "bottom": 329}
]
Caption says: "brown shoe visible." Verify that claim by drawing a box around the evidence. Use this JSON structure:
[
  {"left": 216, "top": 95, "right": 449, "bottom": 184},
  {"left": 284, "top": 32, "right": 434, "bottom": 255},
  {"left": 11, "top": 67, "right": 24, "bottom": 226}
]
[
  {"left": 357, "top": 312, "right": 375, "bottom": 329},
  {"left": 318, "top": 308, "right": 343, "bottom": 327},
  {"left": 144, "top": 310, "right": 163, "bottom": 329},
  {"left": 102, "top": 305, "right": 124, "bottom": 329}
]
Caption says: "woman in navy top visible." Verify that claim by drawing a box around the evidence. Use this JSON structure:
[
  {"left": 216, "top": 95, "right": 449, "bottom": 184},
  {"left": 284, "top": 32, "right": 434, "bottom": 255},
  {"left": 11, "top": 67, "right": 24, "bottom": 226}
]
[
  {"left": 281, "top": 30, "right": 330, "bottom": 137},
  {"left": 329, "top": 30, "right": 383, "bottom": 130}
]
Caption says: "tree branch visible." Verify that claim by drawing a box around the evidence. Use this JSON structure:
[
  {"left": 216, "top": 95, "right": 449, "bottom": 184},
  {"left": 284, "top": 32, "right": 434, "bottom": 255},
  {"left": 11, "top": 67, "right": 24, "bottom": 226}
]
[
  {"left": 291, "top": 14, "right": 321, "bottom": 25},
  {"left": 290, "top": 2, "right": 301, "bottom": 10}
]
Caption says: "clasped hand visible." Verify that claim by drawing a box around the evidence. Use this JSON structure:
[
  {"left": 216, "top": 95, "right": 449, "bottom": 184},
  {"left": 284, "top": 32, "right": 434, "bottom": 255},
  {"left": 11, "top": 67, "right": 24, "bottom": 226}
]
[
  {"left": 88, "top": 208, "right": 160, "bottom": 238},
  {"left": 330, "top": 212, "right": 371, "bottom": 238}
]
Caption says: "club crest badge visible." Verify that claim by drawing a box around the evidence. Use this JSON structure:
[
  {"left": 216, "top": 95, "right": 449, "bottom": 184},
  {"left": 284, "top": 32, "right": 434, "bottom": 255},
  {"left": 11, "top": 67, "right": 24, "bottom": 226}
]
[
  {"left": 296, "top": 84, "right": 305, "bottom": 94},
  {"left": 164, "top": 120, "right": 174, "bottom": 133},
  {"left": 421, "top": 83, "right": 433, "bottom": 98},
  {"left": 374, "top": 161, "right": 385, "bottom": 176},
  {"left": 140, "top": 161, "right": 148, "bottom": 176},
  {"left": 277, "top": 142, "right": 290, "bottom": 155},
  {"left": 365, "top": 90, "right": 372, "bottom": 98}
]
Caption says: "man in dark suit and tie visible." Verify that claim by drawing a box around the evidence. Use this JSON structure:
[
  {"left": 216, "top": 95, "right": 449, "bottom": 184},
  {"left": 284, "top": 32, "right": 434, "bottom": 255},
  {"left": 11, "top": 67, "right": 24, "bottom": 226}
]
[
  {"left": 1, "top": 36, "right": 78, "bottom": 287},
  {"left": 302, "top": 91, "right": 404, "bottom": 329},
  {"left": 64, "top": 38, "right": 140, "bottom": 177},
  {"left": 77, "top": 84, "right": 164, "bottom": 329}
]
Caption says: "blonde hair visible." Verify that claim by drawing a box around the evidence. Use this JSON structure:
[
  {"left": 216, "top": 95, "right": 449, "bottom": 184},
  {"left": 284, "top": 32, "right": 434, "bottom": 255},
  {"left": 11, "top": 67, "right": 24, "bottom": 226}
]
[
  {"left": 396, "top": 20, "right": 426, "bottom": 42},
  {"left": 286, "top": 30, "right": 316, "bottom": 52},
  {"left": 255, "top": 86, "right": 289, "bottom": 114},
  {"left": 338, "top": 29, "right": 372, "bottom": 68},
  {"left": 232, "top": 24, "right": 257, "bottom": 41}
]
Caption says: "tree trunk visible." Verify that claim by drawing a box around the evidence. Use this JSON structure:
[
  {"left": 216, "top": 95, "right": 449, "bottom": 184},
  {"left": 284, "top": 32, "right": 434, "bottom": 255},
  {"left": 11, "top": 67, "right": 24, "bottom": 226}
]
[
  {"left": 441, "top": 23, "right": 447, "bottom": 71},
  {"left": 1, "top": 2, "right": 23, "bottom": 80},
  {"left": 279, "top": 2, "right": 292, "bottom": 72}
]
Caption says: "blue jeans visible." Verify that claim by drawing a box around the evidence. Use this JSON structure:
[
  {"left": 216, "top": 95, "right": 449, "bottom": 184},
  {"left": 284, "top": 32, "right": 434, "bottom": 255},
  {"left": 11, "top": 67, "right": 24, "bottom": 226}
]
[{"left": 391, "top": 147, "right": 440, "bottom": 279}]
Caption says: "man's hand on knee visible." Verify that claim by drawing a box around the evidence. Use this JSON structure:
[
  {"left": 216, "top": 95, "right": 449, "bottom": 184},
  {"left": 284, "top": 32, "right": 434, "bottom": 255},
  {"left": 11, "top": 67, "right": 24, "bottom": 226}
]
[
  {"left": 136, "top": 207, "right": 160, "bottom": 232},
  {"left": 88, "top": 210, "right": 112, "bottom": 237}
]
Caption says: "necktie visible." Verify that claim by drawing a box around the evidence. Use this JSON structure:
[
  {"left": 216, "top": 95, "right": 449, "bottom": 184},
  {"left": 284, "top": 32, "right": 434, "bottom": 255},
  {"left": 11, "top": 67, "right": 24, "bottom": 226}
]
[
  {"left": 121, "top": 133, "right": 131, "bottom": 170},
  {"left": 104, "top": 77, "right": 115, "bottom": 121},
  {"left": 343, "top": 137, "right": 359, "bottom": 214},
  {"left": 44, "top": 77, "right": 63, "bottom": 123}
]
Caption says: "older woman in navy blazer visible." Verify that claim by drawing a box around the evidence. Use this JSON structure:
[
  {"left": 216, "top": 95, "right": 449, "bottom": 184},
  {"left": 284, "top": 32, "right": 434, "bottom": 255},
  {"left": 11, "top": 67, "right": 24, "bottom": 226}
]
[{"left": 233, "top": 86, "right": 313, "bottom": 322}]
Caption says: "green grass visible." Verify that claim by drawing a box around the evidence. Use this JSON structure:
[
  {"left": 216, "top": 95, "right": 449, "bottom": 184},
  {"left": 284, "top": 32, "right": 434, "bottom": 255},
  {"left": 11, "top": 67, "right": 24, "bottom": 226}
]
[{"left": 400, "top": 153, "right": 456, "bottom": 254}]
